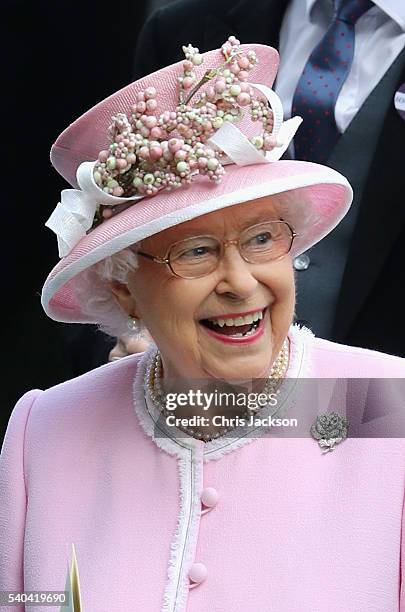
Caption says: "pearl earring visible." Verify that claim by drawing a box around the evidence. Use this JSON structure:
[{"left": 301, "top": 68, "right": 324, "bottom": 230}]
[{"left": 127, "top": 315, "right": 141, "bottom": 332}]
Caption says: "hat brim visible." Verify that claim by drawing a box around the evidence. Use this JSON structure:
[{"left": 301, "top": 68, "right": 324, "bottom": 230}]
[{"left": 42, "top": 159, "right": 352, "bottom": 323}]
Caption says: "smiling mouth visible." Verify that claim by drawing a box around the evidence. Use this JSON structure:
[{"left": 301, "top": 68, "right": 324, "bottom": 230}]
[{"left": 199, "top": 309, "right": 266, "bottom": 339}]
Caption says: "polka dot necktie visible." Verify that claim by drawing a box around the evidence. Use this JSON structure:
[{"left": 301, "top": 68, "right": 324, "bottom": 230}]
[{"left": 292, "top": 0, "right": 373, "bottom": 162}]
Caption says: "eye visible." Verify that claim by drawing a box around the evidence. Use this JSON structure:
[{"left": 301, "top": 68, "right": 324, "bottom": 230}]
[
  {"left": 255, "top": 232, "right": 272, "bottom": 244},
  {"left": 245, "top": 231, "right": 274, "bottom": 249},
  {"left": 173, "top": 241, "right": 219, "bottom": 261},
  {"left": 180, "top": 246, "right": 213, "bottom": 259}
]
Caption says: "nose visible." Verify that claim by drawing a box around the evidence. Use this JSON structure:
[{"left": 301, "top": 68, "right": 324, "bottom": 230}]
[{"left": 214, "top": 243, "right": 258, "bottom": 298}]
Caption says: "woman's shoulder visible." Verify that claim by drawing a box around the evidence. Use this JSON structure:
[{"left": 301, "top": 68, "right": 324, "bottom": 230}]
[
  {"left": 311, "top": 334, "right": 405, "bottom": 378},
  {"left": 8, "top": 351, "right": 146, "bottom": 434},
  {"left": 288, "top": 324, "right": 405, "bottom": 377},
  {"left": 48, "top": 351, "right": 142, "bottom": 396},
  {"left": 1, "top": 352, "right": 151, "bottom": 491}
]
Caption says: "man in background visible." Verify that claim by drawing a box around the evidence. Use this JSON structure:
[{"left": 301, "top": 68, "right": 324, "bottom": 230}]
[{"left": 132, "top": 0, "right": 405, "bottom": 357}]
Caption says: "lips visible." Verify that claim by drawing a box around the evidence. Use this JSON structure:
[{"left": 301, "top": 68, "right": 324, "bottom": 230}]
[{"left": 199, "top": 308, "right": 267, "bottom": 343}]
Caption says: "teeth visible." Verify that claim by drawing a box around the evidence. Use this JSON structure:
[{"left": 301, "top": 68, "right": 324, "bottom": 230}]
[
  {"left": 230, "top": 325, "right": 259, "bottom": 338},
  {"left": 207, "top": 309, "right": 264, "bottom": 327}
]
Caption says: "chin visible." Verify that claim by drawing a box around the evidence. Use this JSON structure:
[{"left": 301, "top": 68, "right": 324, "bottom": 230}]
[{"left": 203, "top": 351, "right": 273, "bottom": 381}]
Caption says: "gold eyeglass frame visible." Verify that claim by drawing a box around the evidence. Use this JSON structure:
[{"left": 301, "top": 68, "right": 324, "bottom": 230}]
[{"left": 135, "top": 219, "right": 298, "bottom": 279}]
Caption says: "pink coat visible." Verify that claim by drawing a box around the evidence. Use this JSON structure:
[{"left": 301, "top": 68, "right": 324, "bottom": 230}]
[{"left": 1, "top": 325, "right": 405, "bottom": 612}]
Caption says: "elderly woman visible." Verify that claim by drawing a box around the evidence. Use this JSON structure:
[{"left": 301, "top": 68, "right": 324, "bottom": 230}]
[{"left": 1, "top": 38, "right": 405, "bottom": 612}]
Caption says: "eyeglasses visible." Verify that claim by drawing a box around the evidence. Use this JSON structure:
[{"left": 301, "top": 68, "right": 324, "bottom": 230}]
[{"left": 136, "top": 220, "right": 298, "bottom": 280}]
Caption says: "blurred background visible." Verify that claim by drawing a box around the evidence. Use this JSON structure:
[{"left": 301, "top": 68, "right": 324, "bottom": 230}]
[{"left": 1, "top": 0, "right": 174, "bottom": 438}]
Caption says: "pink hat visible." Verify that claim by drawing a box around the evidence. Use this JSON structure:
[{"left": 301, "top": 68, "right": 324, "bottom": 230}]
[{"left": 42, "top": 37, "right": 353, "bottom": 324}]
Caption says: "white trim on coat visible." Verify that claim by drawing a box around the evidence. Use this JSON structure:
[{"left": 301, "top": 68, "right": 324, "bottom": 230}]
[{"left": 132, "top": 324, "right": 314, "bottom": 611}]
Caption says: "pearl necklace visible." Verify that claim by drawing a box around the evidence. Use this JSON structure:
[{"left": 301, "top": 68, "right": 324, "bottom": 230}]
[{"left": 147, "top": 338, "right": 290, "bottom": 442}]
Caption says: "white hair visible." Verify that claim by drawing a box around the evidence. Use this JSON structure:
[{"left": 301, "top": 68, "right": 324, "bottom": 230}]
[{"left": 74, "top": 247, "right": 141, "bottom": 338}]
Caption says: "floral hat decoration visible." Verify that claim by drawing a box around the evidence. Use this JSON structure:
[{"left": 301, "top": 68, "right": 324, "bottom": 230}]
[{"left": 42, "top": 36, "right": 352, "bottom": 324}]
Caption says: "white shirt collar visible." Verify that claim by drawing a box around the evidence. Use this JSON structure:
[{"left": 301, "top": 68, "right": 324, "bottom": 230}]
[
  {"left": 305, "top": 0, "right": 321, "bottom": 15},
  {"left": 305, "top": 0, "right": 405, "bottom": 31},
  {"left": 373, "top": 0, "right": 405, "bottom": 31}
]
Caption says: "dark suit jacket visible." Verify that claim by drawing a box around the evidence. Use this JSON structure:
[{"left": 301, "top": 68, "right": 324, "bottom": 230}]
[{"left": 133, "top": 0, "right": 405, "bottom": 357}]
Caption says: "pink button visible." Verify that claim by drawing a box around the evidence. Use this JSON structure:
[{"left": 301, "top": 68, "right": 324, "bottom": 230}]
[
  {"left": 188, "top": 562, "right": 208, "bottom": 584},
  {"left": 201, "top": 487, "right": 219, "bottom": 508}
]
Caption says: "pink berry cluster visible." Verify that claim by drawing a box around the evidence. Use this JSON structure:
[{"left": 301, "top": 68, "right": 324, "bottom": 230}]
[{"left": 93, "top": 36, "right": 278, "bottom": 212}]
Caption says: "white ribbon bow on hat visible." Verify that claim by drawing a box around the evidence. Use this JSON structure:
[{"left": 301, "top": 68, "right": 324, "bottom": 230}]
[
  {"left": 208, "top": 83, "right": 302, "bottom": 165},
  {"left": 45, "top": 162, "right": 143, "bottom": 258},
  {"left": 45, "top": 84, "right": 302, "bottom": 258}
]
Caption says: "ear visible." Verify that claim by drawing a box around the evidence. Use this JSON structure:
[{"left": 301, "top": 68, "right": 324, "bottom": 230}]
[{"left": 109, "top": 281, "right": 139, "bottom": 317}]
